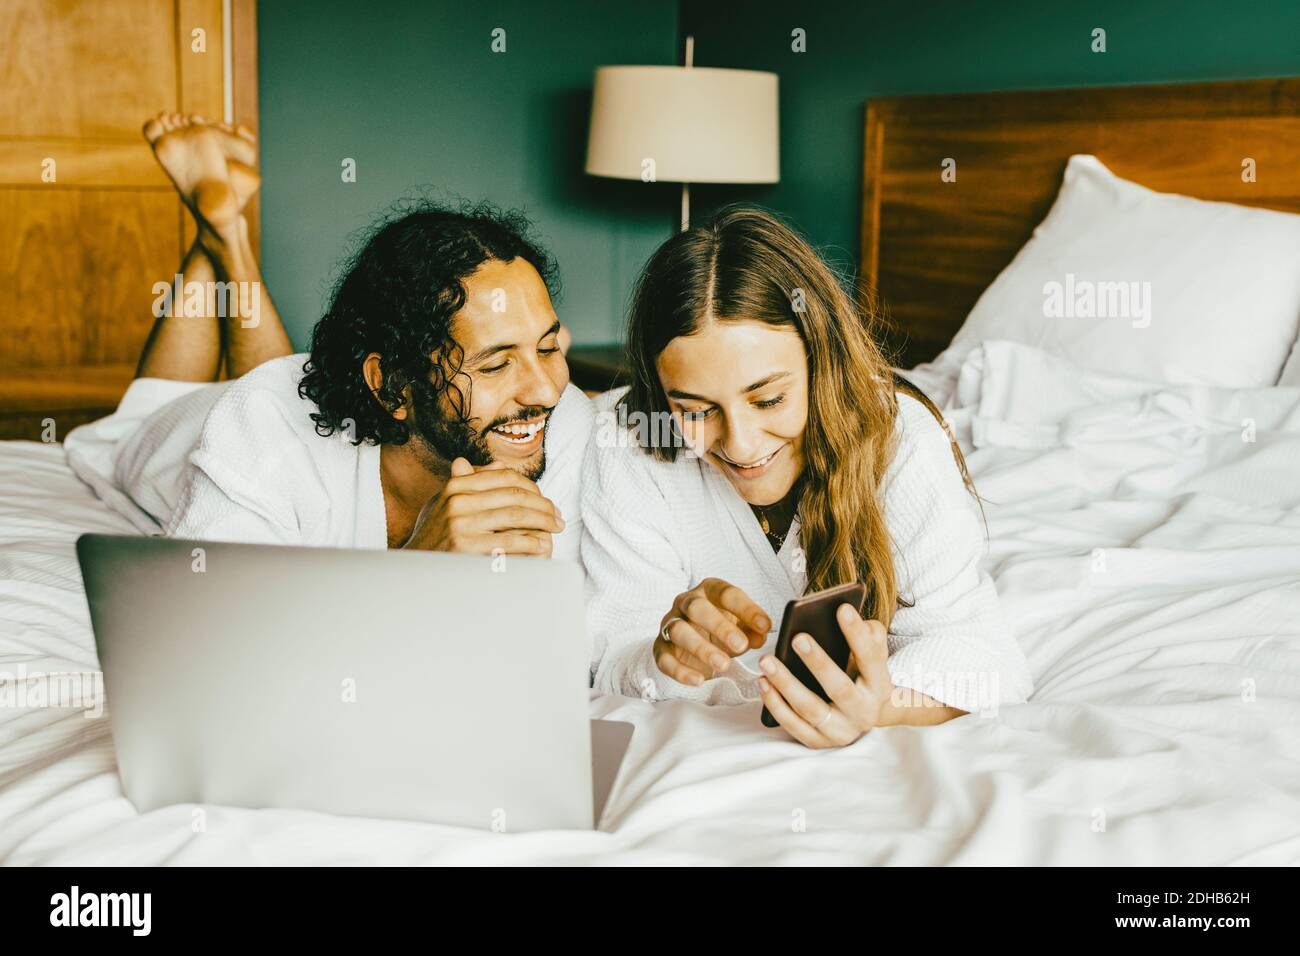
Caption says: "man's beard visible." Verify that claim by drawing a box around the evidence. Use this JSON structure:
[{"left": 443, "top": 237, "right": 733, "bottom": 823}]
[{"left": 407, "top": 378, "right": 549, "bottom": 481}]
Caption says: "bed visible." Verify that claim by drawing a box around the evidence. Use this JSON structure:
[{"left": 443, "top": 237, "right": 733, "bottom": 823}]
[{"left": 3, "top": 80, "right": 1300, "bottom": 865}]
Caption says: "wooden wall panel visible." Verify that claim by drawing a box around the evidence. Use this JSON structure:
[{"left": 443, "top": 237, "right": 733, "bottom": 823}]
[
  {"left": 0, "top": 189, "right": 180, "bottom": 370},
  {"left": 0, "top": 190, "right": 83, "bottom": 369},
  {"left": 0, "top": 0, "right": 258, "bottom": 439},
  {"left": 0, "top": 141, "right": 171, "bottom": 187},
  {"left": 178, "top": 0, "right": 226, "bottom": 121},
  {"left": 81, "top": 190, "right": 186, "bottom": 366},
  {"left": 0, "top": 0, "right": 177, "bottom": 140}
]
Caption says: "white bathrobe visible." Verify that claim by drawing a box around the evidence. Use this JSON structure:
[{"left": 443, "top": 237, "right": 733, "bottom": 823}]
[
  {"left": 64, "top": 354, "right": 593, "bottom": 560},
  {"left": 580, "top": 388, "right": 1034, "bottom": 713}
]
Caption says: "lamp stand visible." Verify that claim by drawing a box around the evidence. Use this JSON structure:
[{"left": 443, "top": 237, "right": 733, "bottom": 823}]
[{"left": 680, "top": 34, "right": 694, "bottom": 232}]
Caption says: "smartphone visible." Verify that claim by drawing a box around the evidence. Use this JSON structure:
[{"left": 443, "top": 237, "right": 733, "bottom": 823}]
[{"left": 760, "top": 581, "right": 869, "bottom": 728}]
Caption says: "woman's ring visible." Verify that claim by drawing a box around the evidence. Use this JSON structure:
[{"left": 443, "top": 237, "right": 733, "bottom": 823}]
[{"left": 660, "top": 617, "right": 686, "bottom": 642}]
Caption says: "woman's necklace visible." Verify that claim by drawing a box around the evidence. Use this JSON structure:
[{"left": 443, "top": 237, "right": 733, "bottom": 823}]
[{"left": 750, "top": 476, "right": 804, "bottom": 551}]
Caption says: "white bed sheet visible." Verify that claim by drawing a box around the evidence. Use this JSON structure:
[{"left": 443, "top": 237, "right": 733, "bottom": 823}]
[{"left": 2, "top": 341, "right": 1299, "bottom": 865}]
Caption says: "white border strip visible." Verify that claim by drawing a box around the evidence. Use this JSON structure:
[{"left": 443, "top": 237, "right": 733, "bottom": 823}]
[{"left": 222, "top": 0, "right": 234, "bottom": 124}]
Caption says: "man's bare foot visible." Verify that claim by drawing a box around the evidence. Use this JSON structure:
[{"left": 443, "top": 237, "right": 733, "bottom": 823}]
[{"left": 142, "top": 112, "right": 260, "bottom": 233}]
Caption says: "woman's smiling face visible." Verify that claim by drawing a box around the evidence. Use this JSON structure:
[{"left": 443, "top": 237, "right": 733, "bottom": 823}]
[{"left": 656, "top": 320, "right": 809, "bottom": 507}]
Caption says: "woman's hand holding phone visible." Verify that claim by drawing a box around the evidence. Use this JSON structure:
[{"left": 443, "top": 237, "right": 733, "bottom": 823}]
[
  {"left": 757, "top": 603, "right": 894, "bottom": 748},
  {"left": 654, "top": 578, "right": 771, "bottom": 686}
]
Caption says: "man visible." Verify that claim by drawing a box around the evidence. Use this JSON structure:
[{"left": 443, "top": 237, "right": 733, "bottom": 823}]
[{"left": 66, "top": 113, "right": 590, "bottom": 560}]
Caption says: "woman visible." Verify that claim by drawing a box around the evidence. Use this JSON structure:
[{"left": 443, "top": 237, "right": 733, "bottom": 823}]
[{"left": 582, "top": 206, "right": 1033, "bottom": 748}]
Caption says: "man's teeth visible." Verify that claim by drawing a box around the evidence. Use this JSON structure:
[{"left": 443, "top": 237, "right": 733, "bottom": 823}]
[{"left": 492, "top": 420, "right": 544, "bottom": 443}]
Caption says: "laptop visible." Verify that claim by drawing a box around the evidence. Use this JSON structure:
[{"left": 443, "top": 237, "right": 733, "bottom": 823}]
[{"left": 76, "top": 533, "right": 633, "bottom": 832}]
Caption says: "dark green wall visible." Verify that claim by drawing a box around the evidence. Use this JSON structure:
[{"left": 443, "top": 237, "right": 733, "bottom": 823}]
[
  {"left": 258, "top": 1, "right": 1300, "bottom": 348},
  {"left": 257, "top": 0, "right": 678, "bottom": 348},
  {"left": 681, "top": 0, "right": 1300, "bottom": 276}
]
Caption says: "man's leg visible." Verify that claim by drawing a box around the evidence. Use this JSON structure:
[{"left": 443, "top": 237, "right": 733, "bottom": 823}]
[
  {"left": 135, "top": 236, "right": 224, "bottom": 380},
  {"left": 135, "top": 112, "right": 292, "bottom": 380},
  {"left": 202, "top": 208, "right": 293, "bottom": 379}
]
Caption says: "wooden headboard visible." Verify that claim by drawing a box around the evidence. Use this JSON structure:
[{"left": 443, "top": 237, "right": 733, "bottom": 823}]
[{"left": 859, "top": 78, "right": 1300, "bottom": 369}]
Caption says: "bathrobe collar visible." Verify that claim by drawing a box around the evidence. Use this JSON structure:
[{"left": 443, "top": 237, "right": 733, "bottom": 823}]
[{"left": 695, "top": 455, "right": 806, "bottom": 598}]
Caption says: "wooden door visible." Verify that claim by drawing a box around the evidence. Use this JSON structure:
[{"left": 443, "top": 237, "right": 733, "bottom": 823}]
[{"left": 0, "top": 0, "right": 258, "bottom": 440}]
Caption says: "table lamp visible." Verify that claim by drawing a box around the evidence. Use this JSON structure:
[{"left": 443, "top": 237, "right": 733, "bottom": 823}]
[{"left": 585, "top": 37, "right": 779, "bottom": 230}]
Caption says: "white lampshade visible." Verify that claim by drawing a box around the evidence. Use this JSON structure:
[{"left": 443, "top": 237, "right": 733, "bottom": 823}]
[{"left": 585, "top": 65, "right": 779, "bottom": 184}]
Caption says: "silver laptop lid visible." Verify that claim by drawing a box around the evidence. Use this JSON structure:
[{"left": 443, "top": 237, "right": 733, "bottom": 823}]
[{"left": 78, "top": 533, "right": 595, "bottom": 832}]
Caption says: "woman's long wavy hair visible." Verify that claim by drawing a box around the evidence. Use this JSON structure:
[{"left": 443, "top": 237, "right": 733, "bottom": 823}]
[{"left": 621, "top": 205, "right": 976, "bottom": 629}]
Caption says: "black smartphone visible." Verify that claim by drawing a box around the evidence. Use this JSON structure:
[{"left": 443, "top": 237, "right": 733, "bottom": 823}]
[{"left": 760, "top": 581, "right": 869, "bottom": 728}]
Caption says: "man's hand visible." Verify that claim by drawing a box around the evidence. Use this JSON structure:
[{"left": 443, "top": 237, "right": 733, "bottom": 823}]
[{"left": 402, "top": 457, "right": 564, "bottom": 557}]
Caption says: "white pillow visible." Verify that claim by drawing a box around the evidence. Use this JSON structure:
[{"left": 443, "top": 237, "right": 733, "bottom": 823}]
[{"left": 929, "top": 154, "right": 1300, "bottom": 389}]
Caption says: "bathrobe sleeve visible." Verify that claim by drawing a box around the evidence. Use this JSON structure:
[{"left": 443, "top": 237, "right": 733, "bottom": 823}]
[
  {"left": 582, "top": 411, "right": 768, "bottom": 704},
  {"left": 580, "top": 421, "right": 693, "bottom": 698},
  {"left": 165, "top": 385, "right": 327, "bottom": 546},
  {"left": 880, "top": 395, "right": 1035, "bottom": 712}
]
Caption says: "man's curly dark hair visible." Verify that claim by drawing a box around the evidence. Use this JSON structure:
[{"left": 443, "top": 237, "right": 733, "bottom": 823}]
[{"left": 298, "top": 197, "right": 558, "bottom": 445}]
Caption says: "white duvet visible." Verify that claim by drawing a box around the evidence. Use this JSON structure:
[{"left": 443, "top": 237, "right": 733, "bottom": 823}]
[{"left": 2, "top": 339, "right": 1298, "bottom": 865}]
